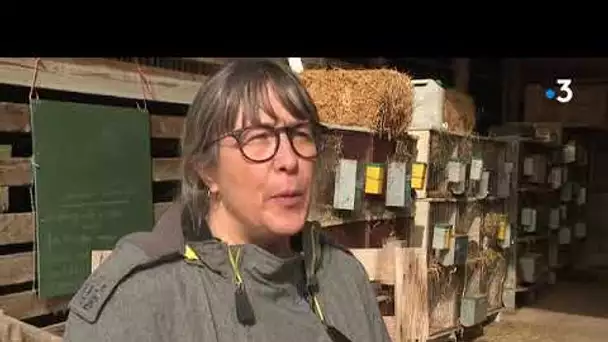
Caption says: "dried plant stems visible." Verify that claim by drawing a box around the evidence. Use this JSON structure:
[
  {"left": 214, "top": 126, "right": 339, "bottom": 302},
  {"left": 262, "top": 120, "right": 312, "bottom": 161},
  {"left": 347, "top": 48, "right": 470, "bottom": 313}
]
[{"left": 300, "top": 69, "right": 414, "bottom": 137}]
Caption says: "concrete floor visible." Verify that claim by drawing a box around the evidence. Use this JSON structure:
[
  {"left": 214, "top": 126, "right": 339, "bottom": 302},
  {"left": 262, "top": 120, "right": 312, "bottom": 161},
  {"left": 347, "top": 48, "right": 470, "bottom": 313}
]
[{"left": 478, "top": 274, "right": 608, "bottom": 342}]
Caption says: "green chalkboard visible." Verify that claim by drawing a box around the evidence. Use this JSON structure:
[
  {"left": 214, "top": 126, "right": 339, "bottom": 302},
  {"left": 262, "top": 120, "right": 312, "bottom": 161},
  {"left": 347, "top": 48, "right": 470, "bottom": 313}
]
[{"left": 30, "top": 100, "right": 154, "bottom": 298}]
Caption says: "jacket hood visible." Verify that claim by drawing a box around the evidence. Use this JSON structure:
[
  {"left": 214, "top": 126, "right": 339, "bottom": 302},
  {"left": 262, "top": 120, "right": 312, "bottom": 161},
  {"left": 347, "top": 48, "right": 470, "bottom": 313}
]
[{"left": 118, "top": 201, "right": 325, "bottom": 281}]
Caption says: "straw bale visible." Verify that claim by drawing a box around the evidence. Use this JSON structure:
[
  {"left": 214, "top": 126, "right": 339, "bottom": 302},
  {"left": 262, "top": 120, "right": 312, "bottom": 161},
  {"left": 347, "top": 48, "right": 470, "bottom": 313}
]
[
  {"left": 465, "top": 259, "right": 486, "bottom": 296},
  {"left": 445, "top": 89, "right": 476, "bottom": 133},
  {"left": 300, "top": 69, "right": 414, "bottom": 136},
  {"left": 487, "top": 251, "right": 507, "bottom": 309},
  {"left": 428, "top": 264, "right": 462, "bottom": 332}
]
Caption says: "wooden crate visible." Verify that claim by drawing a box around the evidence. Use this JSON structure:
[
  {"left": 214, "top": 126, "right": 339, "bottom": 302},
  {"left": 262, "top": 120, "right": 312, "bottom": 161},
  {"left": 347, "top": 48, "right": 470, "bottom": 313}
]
[
  {"left": 313, "top": 124, "right": 417, "bottom": 244},
  {"left": 489, "top": 136, "right": 562, "bottom": 309},
  {"left": 408, "top": 129, "right": 509, "bottom": 200},
  {"left": 491, "top": 122, "right": 605, "bottom": 271},
  {"left": 413, "top": 198, "right": 509, "bottom": 326},
  {"left": 406, "top": 130, "right": 511, "bottom": 326},
  {"left": 0, "top": 58, "right": 199, "bottom": 336}
]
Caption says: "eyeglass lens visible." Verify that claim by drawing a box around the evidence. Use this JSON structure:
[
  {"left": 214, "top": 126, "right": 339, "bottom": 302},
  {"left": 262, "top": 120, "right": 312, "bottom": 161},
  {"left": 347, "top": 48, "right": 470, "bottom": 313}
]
[{"left": 239, "top": 123, "right": 320, "bottom": 162}]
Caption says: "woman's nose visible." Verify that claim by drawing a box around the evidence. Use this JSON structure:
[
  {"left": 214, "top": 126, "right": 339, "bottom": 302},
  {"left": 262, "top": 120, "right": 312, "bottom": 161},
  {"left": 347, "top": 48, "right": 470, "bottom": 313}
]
[{"left": 273, "top": 133, "right": 298, "bottom": 171}]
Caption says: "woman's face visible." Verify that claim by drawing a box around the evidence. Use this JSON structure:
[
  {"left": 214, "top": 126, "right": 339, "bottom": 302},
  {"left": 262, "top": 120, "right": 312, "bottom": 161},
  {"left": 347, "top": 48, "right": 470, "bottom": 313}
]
[{"left": 204, "top": 87, "right": 316, "bottom": 241}]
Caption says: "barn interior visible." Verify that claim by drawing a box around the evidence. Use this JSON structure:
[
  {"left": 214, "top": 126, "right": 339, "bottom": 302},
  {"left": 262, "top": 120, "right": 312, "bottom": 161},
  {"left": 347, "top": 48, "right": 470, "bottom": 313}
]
[{"left": 0, "top": 57, "right": 608, "bottom": 341}]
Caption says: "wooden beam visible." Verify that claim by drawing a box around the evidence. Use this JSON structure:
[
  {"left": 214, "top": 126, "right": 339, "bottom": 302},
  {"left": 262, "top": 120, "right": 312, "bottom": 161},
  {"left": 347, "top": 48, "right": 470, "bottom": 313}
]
[
  {"left": 0, "top": 291, "right": 69, "bottom": 320},
  {"left": 350, "top": 248, "right": 383, "bottom": 282},
  {"left": 180, "top": 57, "right": 225, "bottom": 65},
  {"left": 0, "top": 58, "right": 205, "bottom": 105},
  {"left": 0, "top": 158, "right": 31, "bottom": 186},
  {"left": 0, "top": 213, "right": 32, "bottom": 245},
  {"left": 0, "top": 252, "right": 33, "bottom": 286},
  {"left": 150, "top": 115, "right": 184, "bottom": 139},
  {"left": 0, "top": 102, "right": 185, "bottom": 139},
  {"left": 0, "top": 202, "right": 172, "bottom": 246},
  {"left": 43, "top": 322, "right": 66, "bottom": 337},
  {"left": 452, "top": 58, "right": 470, "bottom": 92},
  {"left": 0, "top": 311, "right": 63, "bottom": 341},
  {"left": 152, "top": 158, "right": 181, "bottom": 182},
  {"left": 0, "top": 157, "right": 180, "bottom": 187}
]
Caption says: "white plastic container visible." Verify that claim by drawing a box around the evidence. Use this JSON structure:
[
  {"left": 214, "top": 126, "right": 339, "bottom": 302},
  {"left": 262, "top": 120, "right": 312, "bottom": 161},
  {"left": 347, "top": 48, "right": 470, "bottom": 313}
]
[{"left": 411, "top": 79, "right": 446, "bottom": 130}]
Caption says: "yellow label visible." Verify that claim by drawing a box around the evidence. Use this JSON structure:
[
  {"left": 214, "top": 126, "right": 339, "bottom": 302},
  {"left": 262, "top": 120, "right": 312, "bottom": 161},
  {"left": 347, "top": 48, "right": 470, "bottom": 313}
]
[
  {"left": 411, "top": 177, "right": 424, "bottom": 190},
  {"left": 366, "top": 165, "right": 383, "bottom": 180},
  {"left": 365, "top": 164, "right": 384, "bottom": 194},
  {"left": 444, "top": 230, "right": 451, "bottom": 249},
  {"left": 498, "top": 218, "right": 507, "bottom": 240},
  {"left": 411, "top": 163, "right": 426, "bottom": 190},
  {"left": 412, "top": 163, "right": 426, "bottom": 179},
  {"left": 365, "top": 180, "right": 383, "bottom": 194}
]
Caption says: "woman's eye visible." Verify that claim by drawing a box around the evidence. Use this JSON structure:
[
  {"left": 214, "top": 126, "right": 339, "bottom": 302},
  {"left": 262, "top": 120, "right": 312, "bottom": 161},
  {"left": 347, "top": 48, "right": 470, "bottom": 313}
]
[
  {"left": 294, "top": 129, "right": 314, "bottom": 140},
  {"left": 243, "top": 130, "right": 273, "bottom": 143}
]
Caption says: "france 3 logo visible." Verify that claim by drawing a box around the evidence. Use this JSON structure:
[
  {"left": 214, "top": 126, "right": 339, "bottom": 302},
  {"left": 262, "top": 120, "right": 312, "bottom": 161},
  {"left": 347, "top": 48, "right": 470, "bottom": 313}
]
[{"left": 544, "top": 79, "right": 573, "bottom": 104}]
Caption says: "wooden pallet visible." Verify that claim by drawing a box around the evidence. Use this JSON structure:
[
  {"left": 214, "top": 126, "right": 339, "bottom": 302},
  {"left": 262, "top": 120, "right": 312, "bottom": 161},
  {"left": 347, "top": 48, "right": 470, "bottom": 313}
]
[
  {"left": 407, "top": 128, "right": 509, "bottom": 200},
  {"left": 0, "top": 58, "right": 199, "bottom": 338},
  {"left": 0, "top": 309, "right": 63, "bottom": 342},
  {"left": 352, "top": 244, "right": 464, "bottom": 342}
]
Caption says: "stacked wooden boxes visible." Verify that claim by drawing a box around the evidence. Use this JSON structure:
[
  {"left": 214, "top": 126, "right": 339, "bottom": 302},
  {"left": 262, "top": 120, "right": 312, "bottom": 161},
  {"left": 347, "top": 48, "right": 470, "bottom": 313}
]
[
  {"left": 313, "top": 123, "right": 421, "bottom": 342},
  {"left": 489, "top": 125, "right": 564, "bottom": 308},
  {"left": 405, "top": 128, "right": 510, "bottom": 337},
  {"left": 314, "top": 124, "right": 417, "bottom": 247},
  {"left": 492, "top": 122, "right": 606, "bottom": 274}
]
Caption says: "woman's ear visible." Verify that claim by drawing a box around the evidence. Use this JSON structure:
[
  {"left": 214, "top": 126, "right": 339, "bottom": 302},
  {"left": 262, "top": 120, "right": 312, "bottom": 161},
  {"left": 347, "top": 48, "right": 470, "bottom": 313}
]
[{"left": 195, "top": 162, "right": 219, "bottom": 194}]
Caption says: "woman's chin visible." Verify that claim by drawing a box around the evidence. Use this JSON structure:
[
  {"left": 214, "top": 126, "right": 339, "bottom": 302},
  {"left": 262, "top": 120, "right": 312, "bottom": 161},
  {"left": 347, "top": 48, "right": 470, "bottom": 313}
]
[{"left": 262, "top": 211, "right": 308, "bottom": 237}]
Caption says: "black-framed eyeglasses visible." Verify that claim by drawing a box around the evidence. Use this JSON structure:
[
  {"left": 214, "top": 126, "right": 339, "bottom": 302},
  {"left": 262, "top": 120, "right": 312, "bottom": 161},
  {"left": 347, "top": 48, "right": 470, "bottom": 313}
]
[{"left": 204, "top": 122, "right": 328, "bottom": 163}]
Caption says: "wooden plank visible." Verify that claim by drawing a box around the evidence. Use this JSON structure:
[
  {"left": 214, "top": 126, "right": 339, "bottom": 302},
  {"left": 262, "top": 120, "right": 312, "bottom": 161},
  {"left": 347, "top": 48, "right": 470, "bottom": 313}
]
[
  {"left": 150, "top": 115, "right": 184, "bottom": 139},
  {"left": 0, "top": 291, "right": 69, "bottom": 320},
  {"left": 0, "top": 252, "right": 33, "bottom": 286},
  {"left": 0, "top": 213, "right": 34, "bottom": 245},
  {"left": 452, "top": 58, "right": 470, "bottom": 92},
  {"left": 395, "top": 248, "right": 429, "bottom": 342},
  {"left": 0, "top": 58, "right": 204, "bottom": 105},
  {"left": 0, "top": 102, "right": 185, "bottom": 139},
  {"left": 181, "top": 57, "right": 225, "bottom": 65},
  {"left": 0, "top": 158, "right": 31, "bottom": 186},
  {"left": 350, "top": 240, "right": 407, "bottom": 285},
  {"left": 43, "top": 322, "right": 65, "bottom": 337},
  {"left": 182, "top": 57, "right": 288, "bottom": 67},
  {"left": 1, "top": 202, "right": 172, "bottom": 246},
  {"left": 0, "top": 157, "right": 180, "bottom": 186},
  {"left": 383, "top": 316, "right": 397, "bottom": 342},
  {"left": 0, "top": 102, "right": 30, "bottom": 132},
  {"left": 0, "top": 145, "right": 11, "bottom": 215},
  {"left": 152, "top": 158, "right": 181, "bottom": 182},
  {"left": 350, "top": 248, "right": 382, "bottom": 282},
  {"left": 0, "top": 311, "right": 63, "bottom": 341}
]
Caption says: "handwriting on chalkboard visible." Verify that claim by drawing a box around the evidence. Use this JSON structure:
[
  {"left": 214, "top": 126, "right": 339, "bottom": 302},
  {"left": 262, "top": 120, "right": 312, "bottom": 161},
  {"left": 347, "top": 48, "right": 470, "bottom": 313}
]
[
  {"left": 45, "top": 232, "right": 118, "bottom": 250},
  {"left": 43, "top": 207, "right": 126, "bottom": 222}
]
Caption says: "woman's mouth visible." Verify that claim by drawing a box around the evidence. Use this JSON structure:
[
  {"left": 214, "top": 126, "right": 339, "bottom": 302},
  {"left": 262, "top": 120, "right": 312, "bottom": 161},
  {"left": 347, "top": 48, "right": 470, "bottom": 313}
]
[{"left": 270, "top": 191, "right": 305, "bottom": 207}]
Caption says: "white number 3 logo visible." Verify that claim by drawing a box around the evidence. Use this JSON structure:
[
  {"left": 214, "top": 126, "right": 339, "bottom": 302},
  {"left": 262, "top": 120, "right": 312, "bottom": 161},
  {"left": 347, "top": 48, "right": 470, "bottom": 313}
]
[{"left": 556, "top": 79, "right": 573, "bottom": 103}]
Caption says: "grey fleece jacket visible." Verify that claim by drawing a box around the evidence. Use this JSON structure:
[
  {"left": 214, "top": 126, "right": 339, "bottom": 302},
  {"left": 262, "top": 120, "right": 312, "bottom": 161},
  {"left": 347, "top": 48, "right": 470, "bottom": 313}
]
[{"left": 63, "top": 203, "right": 391, "bottom": 342}]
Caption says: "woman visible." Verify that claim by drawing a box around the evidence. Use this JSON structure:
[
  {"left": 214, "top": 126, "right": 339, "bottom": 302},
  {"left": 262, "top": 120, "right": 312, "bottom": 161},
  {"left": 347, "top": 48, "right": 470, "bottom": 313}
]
[{"left": 64, "top": 59, "right": 391, "bottom": 342}]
